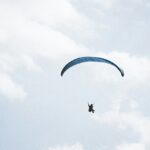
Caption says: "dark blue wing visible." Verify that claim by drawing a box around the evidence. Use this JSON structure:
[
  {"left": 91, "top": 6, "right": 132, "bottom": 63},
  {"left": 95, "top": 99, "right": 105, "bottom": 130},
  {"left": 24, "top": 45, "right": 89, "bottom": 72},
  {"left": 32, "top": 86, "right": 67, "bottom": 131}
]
[{"left": 61, "top": 56, "right": 124, "bottom": 77}]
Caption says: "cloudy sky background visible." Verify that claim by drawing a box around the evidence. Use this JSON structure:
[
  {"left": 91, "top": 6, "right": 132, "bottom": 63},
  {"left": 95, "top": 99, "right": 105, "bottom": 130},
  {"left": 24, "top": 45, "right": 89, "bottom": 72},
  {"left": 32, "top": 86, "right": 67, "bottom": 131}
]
[{"left": 0, "top": 0, "right": 150, "bottom": 150}]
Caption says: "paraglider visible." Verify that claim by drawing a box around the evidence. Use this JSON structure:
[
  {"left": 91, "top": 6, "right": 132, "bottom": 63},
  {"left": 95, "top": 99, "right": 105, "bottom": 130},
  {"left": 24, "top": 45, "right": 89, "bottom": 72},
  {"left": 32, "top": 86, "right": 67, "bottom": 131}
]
[
  {"left": 61, "top": 56, "right": 124, "bottom": 77},
  {"left": 88, "top": 103, "right": 95, "bottom": 113},
  {"left": 61, "top": 56, "right": 124, "bottom": 114}
]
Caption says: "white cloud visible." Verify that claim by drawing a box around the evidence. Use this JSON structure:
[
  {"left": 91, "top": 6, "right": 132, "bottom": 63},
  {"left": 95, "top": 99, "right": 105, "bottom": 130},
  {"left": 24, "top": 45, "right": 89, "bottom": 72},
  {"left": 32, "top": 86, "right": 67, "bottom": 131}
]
[
  {"left": 0, "top": 52, "right": 17, "bottom": 73},
  {"left": 98, "top": 0, "right": 113, "bottom": 9},
  {"left": 87, "top": 52, "right": 150, "bottom": 86},
  {"left": 0, "top": 52, "right": 42, "bottom": 101},
  {"left": 18, "top": 55, "right": 42, "bottom": 72},
  {"left": 28, "top": 0, "right": 86, "bottom": 26},
  {"left": 0, "top": 73, "right": 27, "bottom": 100},
  {"left": 0, "top": 0, "right": 89, "bottom": 101},
  {"left": 0, "top": 0, "right": 88, "bottom": 57},
  {"left": 86, "top": 52, "right": 150, "bottom": 150},
  {"left": 93, "top": 110, "right": 150, "bottom": 149},
  {"left": 48, "top": 143, "right": 83, "bottom": 150},
  {"left": 0, "top": 52, "right": 43, "bottom": 73},
  {"left": 116, "top": 143, "right": 145, "bottom": 150},
  {"left": 0, "top": 28, "right": 9, "bottom": 43}
]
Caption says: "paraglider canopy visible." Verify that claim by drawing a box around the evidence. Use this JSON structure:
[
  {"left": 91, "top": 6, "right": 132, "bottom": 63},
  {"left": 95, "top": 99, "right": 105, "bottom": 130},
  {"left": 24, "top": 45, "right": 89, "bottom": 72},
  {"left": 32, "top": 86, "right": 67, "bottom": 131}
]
[{"left": 61, "top": 56, "right": 124, "bottom": 77}]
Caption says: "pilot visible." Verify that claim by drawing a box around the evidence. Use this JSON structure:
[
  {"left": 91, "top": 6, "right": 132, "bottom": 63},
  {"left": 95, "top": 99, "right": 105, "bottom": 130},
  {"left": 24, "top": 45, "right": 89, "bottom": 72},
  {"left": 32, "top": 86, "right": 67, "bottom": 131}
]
[{"left": 88, "top": 103, "right": 95, "bottom": 113}]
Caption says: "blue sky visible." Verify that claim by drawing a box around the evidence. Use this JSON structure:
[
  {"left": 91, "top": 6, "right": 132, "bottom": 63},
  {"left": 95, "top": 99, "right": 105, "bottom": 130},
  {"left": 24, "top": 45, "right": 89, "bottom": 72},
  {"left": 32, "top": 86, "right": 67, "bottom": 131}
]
[{"left": 0, "top": 0, "right": 150, "bottom": 150}]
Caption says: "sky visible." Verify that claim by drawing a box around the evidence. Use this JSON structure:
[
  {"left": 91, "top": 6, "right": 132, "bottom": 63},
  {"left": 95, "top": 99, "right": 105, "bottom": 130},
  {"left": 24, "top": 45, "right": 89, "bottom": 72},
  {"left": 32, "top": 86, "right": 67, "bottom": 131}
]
[{"left": 0, "top": 0, "right": 150, "bottom": 150}]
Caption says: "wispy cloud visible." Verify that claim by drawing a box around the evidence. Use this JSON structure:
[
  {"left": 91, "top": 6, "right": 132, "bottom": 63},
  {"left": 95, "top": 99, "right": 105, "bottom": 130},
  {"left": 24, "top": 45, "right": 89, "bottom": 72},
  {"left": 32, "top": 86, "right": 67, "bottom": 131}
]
[
  {"left": 93, "top": 110, "right": 150, "bottom": 149},
  {"left": 87, "top": 52, "right": 150, "bottom": 85},
  {"left": 0, "top": 73, "right": 27, "bottom": 100},
  {"left": 0, "top": 0, "right": 88, "bottom": 101}
]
